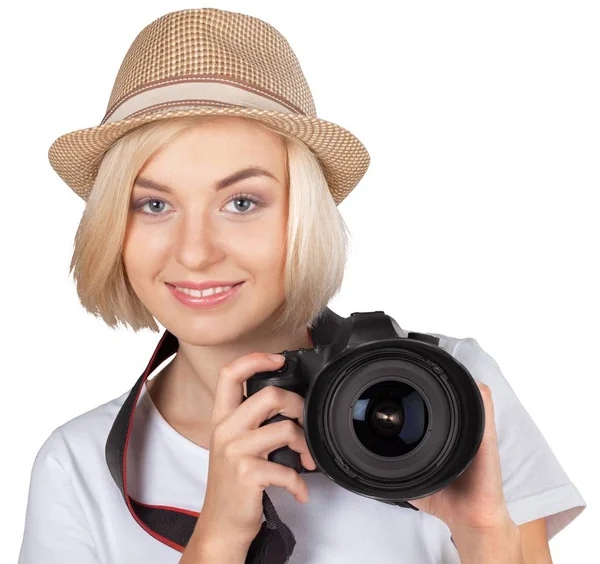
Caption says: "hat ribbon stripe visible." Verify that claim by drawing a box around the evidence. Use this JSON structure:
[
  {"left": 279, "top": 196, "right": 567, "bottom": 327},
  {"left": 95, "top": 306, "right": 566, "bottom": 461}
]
[{"left": 102, "top": 80, "right": 295, "bottom": 125}]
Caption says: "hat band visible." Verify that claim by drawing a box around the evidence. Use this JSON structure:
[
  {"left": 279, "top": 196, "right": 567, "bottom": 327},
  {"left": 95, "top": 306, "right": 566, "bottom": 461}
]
[{"left": 102, "top": 79, "right": 300, "bottom": 125}]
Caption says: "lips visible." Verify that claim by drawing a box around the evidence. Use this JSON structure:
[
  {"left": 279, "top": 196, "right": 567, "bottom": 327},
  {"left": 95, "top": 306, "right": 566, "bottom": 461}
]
[
  {"left": 166, "top": 281, "right": 244, "bottom": 291},
  {"left": 167, "top": 280, "right": 245, "bottom": 308}
]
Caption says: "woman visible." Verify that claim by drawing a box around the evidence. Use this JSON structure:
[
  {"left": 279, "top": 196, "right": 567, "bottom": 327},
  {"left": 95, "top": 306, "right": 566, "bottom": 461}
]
[{"left": 18, "top": 7, "right": 585, "bottom": 564}]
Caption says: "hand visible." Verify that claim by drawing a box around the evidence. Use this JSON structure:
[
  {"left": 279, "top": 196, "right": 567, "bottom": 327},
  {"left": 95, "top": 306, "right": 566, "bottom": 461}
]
[
  {"left": 197, "top": 352, "right": 317, "bottom": 552},
  {"left": 407, "top": 381, "right": 512, "bottom": 532}
]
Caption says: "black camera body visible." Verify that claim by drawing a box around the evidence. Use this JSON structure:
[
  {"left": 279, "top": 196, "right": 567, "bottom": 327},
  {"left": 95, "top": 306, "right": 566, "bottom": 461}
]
[{"left": 246, "top": 309, "right": 485, "bottom": 507}]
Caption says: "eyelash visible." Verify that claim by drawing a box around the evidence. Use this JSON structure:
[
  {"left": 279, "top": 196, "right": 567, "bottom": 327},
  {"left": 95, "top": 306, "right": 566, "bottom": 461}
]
[{"left": 131, "top": 192, "right": 263, "bottom": 217}]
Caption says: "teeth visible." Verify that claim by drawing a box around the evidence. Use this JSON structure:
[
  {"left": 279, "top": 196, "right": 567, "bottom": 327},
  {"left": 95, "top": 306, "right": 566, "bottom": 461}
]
[{"left": 175, "top": 285, "right": 233, "bottom": 298}]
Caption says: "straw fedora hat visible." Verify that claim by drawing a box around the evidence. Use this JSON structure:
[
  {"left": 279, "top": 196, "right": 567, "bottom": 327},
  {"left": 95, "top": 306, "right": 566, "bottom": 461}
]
[{"left": 47, "top": 7, "right": 370, "bottom": 206}]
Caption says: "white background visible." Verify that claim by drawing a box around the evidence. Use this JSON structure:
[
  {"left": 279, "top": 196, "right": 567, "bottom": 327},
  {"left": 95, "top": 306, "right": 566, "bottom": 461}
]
[{"left": 2, "top": 0, "right": 597, "bottom": 561}]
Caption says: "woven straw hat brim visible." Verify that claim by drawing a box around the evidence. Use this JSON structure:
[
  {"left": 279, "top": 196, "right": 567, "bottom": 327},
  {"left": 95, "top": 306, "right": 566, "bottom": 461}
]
[{"left": 48, "top": 105, "right": 370, "bottom": 206}]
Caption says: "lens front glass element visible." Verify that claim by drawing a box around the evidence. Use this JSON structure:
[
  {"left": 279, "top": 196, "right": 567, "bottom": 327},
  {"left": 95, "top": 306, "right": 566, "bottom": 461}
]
[{"left": 352, "top": 380, "right": 428, "bottom": 457}]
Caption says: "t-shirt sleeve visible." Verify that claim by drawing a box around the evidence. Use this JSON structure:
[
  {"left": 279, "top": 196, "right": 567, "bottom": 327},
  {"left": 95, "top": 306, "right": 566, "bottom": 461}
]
[
  {"left": 18, "top": 430, "right": 99, "bottom": 564},
  {"left": 452, "top": 337, "right": 587, "bottom": 541}
]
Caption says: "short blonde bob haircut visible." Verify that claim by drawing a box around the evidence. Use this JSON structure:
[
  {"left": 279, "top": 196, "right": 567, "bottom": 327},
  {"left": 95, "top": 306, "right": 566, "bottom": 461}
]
[{"left": 69, "top": 115, "right": 350, "bottom": 338}]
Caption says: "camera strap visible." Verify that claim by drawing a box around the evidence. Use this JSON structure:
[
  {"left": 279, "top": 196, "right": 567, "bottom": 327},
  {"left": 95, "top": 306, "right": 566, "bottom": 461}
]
[{"left": 105, "top": 307, "right": 348, "bottom": 563}]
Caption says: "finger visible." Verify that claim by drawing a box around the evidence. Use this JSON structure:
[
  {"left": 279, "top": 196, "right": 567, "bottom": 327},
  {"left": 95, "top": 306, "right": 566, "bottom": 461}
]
[
  {"left": 226, "top": 419, "right": 317, "bottom": 470},
  {"left": 475, "top": 380, "right": 498, "bottom": 440},
  {"left": 231, "top": 385, "right": 307, "bottom": 430},
  {"left": 211, "top": 353, "right": 285, "bottom": 427},
  {"left": 472, "top": 381, "right": 504, "bottom": 490},
  {"left": 237, "top": 457, "right": 311, "bottom": 504}
]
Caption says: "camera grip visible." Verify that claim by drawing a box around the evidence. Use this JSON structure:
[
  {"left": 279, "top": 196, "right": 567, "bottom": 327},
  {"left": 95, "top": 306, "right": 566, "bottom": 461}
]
[{"left": 260, "top": 413, "right": 304, "bottom": 474}]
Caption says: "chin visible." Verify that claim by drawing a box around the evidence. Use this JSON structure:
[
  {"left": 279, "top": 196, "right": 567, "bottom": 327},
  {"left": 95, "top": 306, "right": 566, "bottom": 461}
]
[
  {"left": 161, "top": 306, "right": 274, "bottom": 346},
  {"left": 165, "top": 320, "right": 243, "bottom": 346}
]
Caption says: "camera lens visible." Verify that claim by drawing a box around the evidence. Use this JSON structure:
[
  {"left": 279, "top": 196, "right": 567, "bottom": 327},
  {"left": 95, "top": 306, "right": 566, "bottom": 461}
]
[{"left": 352, "top": 380, "right": 428, "bottom": 457}]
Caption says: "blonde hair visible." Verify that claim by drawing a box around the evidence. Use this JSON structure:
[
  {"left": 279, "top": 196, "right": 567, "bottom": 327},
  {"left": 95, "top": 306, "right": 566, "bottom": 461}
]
[{"left": 69, "top": 115, "right": 350, "bottom": 337}]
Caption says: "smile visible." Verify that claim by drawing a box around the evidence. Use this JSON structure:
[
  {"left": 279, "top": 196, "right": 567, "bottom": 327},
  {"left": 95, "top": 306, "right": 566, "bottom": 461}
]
[{"left": 166, "top": 282, "right": 245, "bottom": 309}]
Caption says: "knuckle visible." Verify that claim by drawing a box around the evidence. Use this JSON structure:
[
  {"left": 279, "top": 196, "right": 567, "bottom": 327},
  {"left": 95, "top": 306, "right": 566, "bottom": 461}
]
[
  {"left": 282, "top": 465, "right": 300, "bottom": 483},
  {"left": 263, "top": 385, "right": 284, "bottom": 404},
  {"left": 212, "top": 423, "right": 228, "bottom": 446},
  {"left": 282, "top": 419, "right": 299, "bottom": 436},
  {"left": 219, "top": 363, "right": 233, "bottom": 381},
  {"left": 222, "top": 440, "right": 239, "bottom": 460},
  {"left": 237, "top": 457, "right": 255, "bottom": 479}
]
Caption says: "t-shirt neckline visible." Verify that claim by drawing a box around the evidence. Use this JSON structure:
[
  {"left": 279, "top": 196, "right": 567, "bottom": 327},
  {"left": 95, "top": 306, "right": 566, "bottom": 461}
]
[{"left": 140, "top": 380, "right": 210, "bottom": 459}]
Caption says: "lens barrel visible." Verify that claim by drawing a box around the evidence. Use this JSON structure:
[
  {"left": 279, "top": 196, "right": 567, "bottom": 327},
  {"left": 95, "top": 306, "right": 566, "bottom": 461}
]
[{"left": 303, "top": 339, "right": 485, "bottom": 503}]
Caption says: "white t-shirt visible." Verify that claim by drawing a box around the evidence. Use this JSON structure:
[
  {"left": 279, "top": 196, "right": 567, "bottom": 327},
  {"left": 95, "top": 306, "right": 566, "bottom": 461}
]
[{"left": 18, "top": 332, "right": 586, "bottom": 564}]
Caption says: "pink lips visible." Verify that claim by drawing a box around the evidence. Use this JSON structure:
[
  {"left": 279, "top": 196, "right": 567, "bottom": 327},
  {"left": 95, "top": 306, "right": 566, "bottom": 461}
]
[{"left": 167, "top": 281, "right": 244, "bottom": 309}]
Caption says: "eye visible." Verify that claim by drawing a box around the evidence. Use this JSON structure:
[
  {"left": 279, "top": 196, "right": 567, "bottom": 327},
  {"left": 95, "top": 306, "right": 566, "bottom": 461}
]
[
  {"left": 223, "top": 192, "right": 264, "bottom": 215},
  {"left": 130, "top": 192, "right": 265, "bottom": 217},
  {"left": 131, "top": 197, "right": 172, "bottom": 216}
]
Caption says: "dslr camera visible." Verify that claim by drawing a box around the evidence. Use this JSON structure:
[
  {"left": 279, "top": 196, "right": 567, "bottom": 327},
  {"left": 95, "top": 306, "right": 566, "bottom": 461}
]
[{"left": 246, "top": 308, "right": 485, "bottom": 507}]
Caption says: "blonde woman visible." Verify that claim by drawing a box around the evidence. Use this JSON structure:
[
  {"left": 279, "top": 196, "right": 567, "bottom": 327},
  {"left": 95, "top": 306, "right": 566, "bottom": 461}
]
[{"left": 18, "top": 8, "right": 585, "bottom": 564}]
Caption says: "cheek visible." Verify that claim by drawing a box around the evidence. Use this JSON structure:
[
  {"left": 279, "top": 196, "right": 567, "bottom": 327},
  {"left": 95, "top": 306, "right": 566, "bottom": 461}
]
[
  {"left": 122, "top": 222, "right": 168, "bottom": 280},
  {"left": 226, "top": 234, "right": 285, "bottom": 275},
  {"left": 236, "top": 218, "right": 286, "bottom": 270}
]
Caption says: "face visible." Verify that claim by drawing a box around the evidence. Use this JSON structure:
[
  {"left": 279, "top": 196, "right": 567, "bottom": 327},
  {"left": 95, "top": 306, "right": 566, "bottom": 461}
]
[{"left": 122, "top": 116, "right": 289, "bottom": 346}]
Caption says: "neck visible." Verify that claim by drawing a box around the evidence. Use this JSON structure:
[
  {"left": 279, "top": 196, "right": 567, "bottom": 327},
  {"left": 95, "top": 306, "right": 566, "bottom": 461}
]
[{"left": 146, "top": 322, "right": 314, "bottom": 436}]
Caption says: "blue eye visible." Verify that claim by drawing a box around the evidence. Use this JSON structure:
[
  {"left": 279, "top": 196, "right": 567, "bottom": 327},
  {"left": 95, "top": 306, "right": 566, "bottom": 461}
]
[
  {"left": 223, "top": 193, "right": 262, "bottom": 215},
  {"left": 131, "top": 192, "right": 264, "bottom": 217},
  {"left": 132, "top": 198, "right": 172, "bottom": 216}
]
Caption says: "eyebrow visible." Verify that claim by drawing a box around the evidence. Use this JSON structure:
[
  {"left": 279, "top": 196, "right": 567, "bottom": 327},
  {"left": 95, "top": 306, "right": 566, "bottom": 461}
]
[{"left": 133, "top": 166, "right": 279, "bottom": 194}]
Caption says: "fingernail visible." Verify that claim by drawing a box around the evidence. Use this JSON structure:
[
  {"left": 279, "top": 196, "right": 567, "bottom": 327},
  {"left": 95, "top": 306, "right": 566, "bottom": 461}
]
[{"left": 268, "top": 354, "right": 285, "bottom": 362}]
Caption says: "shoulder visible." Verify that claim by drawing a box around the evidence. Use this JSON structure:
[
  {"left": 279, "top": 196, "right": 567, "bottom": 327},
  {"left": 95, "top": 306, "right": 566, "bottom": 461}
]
[
  {"left": 419, "top": 329, "right": 486, "bottom": 359},
  {"left": 416, "top": 330, "right": 465, "bottom": 356},
  {"left": 20, "top": 391, "right": 134, "bottom": 563},
  {"left": 422, "top": 331, "right": 506, "bottom": 386},
  {"left": 415, "top": 330, "right": 518, "bottom": 410},
  {"left": 33, "top": 387, "right": 131, "bottom": 476},
  {"left": 416, "top": 330, "right": 486, "bottom": 366}
]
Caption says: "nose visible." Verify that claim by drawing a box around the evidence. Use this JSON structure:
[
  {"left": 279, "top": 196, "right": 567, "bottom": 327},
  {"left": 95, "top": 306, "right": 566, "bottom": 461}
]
[{"left": 172, "top": 210, "right": 226, "bottom": 270}]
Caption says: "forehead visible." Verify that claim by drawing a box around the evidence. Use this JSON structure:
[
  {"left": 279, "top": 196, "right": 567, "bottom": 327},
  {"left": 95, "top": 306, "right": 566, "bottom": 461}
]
[
  {"left": 143, "top": 116, "right": 285, "bottom": 168},
  {"left": 136, "top": 117, "right": 287, "bottom": 190}
]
